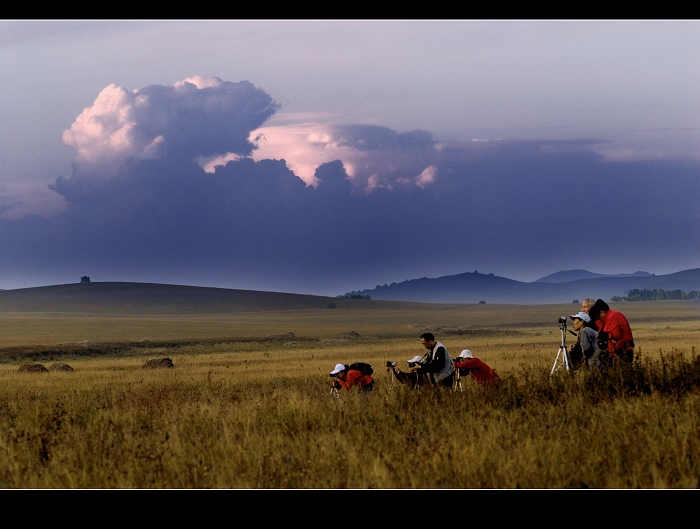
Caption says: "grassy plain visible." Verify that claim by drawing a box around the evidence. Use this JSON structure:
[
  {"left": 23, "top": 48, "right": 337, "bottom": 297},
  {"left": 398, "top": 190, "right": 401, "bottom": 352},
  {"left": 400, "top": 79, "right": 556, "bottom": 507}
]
[{"left": 0, "top": 286, "right": 698, "bottom": 488}]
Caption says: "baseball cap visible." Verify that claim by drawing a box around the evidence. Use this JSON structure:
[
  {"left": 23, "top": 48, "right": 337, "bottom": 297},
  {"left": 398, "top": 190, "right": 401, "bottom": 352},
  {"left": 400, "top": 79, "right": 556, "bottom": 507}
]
[
  {"left": 570, "top": 312, "right": 591, "bottom": 323},
  {"left": 330, "top": 363, "right": 346, "bottom": 376}
]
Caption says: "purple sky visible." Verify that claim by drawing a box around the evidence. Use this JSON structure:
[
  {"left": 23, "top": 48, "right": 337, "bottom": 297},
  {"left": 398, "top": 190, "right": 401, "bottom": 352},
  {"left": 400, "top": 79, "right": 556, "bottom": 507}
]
[{"left": 1, "top": 21, "right": 699, "bottom": 296}]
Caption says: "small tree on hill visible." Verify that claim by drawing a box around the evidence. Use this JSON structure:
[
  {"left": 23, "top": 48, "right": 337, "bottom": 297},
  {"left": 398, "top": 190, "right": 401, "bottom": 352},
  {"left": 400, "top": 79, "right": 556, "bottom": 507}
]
[{"left": 80, "top": 276, "right": 91, "bottom": 283}]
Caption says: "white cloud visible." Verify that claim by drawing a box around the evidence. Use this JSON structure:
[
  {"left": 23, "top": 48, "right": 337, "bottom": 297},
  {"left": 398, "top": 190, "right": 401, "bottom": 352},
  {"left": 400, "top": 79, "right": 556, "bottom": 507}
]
[
  {"left": 61, "top": 83, "right": 146, "bottom": 176},
  {"left": 61, "top": 76, "right": 277, "bottom": 178},
  {"left": 197, "top": 152, "right": 244, "bottom": 173},
  {"left": 60, "top": 78, "right": 439, "bottom": 195},
  {"left": 240, "top": 122, "right": 440, "bottom": 193},
  {"left": 246, "top": 123, "right": 361, "bottom": 187},
  {"left": 415, "top": 165, "right": 437, "bottom": 188},
  {"left": 174, "top": 75, "right": 222, "bottom": 90}
]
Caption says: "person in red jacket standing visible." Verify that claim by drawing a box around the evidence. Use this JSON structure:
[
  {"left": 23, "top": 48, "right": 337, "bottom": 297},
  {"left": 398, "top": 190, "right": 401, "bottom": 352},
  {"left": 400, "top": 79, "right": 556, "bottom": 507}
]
[
  {"left": 589, "top": 299, "right": 635, "bottom": 363},
  {"left": 330, "top": 363, "right": 374, "bottom": 393},
  {"left": 453, "top": 349, "right": 500, "bottom": 387}
]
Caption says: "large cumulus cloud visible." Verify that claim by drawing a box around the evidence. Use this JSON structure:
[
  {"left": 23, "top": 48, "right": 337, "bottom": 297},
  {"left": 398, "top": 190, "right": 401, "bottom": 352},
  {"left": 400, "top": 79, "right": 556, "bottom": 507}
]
[{"left": 61, "top": 75, "right": 278, "bottom": 177}]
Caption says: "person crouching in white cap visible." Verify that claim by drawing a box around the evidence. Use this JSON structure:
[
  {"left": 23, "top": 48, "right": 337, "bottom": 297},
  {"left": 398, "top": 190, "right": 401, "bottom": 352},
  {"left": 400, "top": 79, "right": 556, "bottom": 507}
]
[
  {"left": 388, "top": 356, "right": 430, "bottom": 389},
  {"left": 569, "top": 311, "right": 604, "bottom": 371},
  {"left": 453, "top": 349, "right": 500, "bottom": 387},
  {"left": 330, "top": 363, "right": 374, "bottom": 393}
]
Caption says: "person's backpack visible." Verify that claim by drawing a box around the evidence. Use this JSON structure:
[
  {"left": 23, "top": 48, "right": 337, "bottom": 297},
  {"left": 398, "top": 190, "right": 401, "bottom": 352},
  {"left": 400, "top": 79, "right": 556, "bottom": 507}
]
[{"left": 348, "top": 362, "right": 374, "bottom": 376}]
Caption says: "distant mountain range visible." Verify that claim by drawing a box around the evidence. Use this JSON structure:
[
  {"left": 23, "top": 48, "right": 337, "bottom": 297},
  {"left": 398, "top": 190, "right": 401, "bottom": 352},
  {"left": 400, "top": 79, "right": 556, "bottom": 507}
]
[
  {"left": 534, "top": 270, "right": 653, "bottom": 283},
  {"left": 342, "top": 269, "right": 700, "bottom": 304}
]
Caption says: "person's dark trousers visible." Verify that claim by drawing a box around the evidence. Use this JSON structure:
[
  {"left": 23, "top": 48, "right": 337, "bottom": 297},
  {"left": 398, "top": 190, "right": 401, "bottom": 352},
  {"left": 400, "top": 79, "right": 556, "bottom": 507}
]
[{"left": 440, "top": 373, "right": 455, "bottom": 388}]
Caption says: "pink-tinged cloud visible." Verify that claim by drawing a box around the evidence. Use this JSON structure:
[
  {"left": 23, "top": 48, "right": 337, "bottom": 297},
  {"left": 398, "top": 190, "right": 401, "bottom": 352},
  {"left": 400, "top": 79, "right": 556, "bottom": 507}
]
[
  {"left": 415, "top": 165, "right": 437, "bottom": 188},
  {"left": 61, "top": 77, "right": 438, "bottom": 195},
  {"left": 246, "top": 123, "right": 355, "bottom": 187},
  {"left": 61, "top": 83, "right": 164, "bottom": 176},
  {"left": 61, "top": 76, "right": 277, "bottom": 177},
  {"left": 217, "top": 122, "right": 440, "bottom": 193}
]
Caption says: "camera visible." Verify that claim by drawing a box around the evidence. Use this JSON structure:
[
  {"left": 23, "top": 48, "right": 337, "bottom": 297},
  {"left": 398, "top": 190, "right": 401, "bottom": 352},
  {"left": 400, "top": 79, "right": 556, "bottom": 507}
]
[
  {"left": 386, "top": 361, "right": 397, "bottom": 368},
  {"left": 558, "top": 316, "right": 567, "bottom": 324},
  {"left": 597, "top": 331, "right": 609, "bottom": 351}
]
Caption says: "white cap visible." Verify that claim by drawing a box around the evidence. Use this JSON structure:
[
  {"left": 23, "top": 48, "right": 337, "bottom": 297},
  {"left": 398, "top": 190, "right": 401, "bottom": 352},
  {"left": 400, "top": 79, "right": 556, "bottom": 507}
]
[
  {"left": 458, "top": 350, "right": 473, "bottom": 359},
  {"left": 570, "top": 312, "right": 591, "bottom": 323},
  {"left": 407, "top": 356, "right": 424, "bottom": 364},
  {"left": 330, "top": 363, "right": 346, "bottom": 375}
]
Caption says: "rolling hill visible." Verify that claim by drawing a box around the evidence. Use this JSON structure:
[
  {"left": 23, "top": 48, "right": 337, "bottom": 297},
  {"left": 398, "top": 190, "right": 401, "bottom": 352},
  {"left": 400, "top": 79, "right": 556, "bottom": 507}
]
[
  {"left": 0, "top": 282, "right": 434, "bottom": 315},
  {"left": 534, "top": 270, "right": 653, "bottom": 283}
]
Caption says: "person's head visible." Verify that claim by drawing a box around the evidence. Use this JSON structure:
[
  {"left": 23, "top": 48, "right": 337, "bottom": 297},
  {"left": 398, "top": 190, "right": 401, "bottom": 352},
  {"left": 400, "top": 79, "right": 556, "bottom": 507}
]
[
  {"left": 458, "top": 349, "right": 473, "bottom": 360},
  {"left": 420, "top": 333, "right": 435, "bottom": 349},
  {"left": 581, "top": 298, "right": 596, "bottom": 314},
  {"left": 406, "top": 355, "right": 424, "bottom": 368},
  {"left": 589, "top": 299, "right": 610, "bottom": 321},
  {"left": 569, "top": 311, "right": 590, "bottom": 332},
  {"left": 330, "top": 363, "right": 347, "bottom": 379},
  {"left": 407, "top": 355, "right": 424, "bottom": 369}
]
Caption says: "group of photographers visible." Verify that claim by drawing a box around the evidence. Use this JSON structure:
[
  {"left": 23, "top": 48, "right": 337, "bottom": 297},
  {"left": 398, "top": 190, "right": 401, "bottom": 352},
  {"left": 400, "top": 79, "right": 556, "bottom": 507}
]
[
  {"left": 387, "top": 332, "right": 500, "bottom": 391},
  {"left": 330, "top": 298, "right": 634, "bottom": 393},
  {"left": 329, "top": 332, "right": 500, "bottom": 394},
  {"left": 570, "top": 297, "right": 635, "bottom": 371}
]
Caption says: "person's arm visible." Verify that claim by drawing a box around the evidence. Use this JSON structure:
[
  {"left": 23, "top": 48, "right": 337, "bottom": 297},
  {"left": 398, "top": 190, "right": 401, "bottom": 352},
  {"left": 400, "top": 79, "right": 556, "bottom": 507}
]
[
  {"left": 605, "top": 316, "right": 622, "bottom": 343},
  {"left": 392, "top": 369, "right": 416, "bottom": 385},
  {"left": 579, "top": 328, "right": 596, "bottom": 357},
  {"left": 456, "top": 359, "right": 480, "bottom": 369},
  {"left": 334, "top": 374, "right": 353, "bottom": 391}
]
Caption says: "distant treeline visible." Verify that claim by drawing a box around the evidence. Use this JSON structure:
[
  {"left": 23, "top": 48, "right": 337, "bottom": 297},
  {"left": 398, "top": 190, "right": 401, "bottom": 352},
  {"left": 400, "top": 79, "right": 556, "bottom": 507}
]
[
  {"left": 612, "top": 289, "right": 699, "bottom": 302},
  {"left": 339, "top": 294, "right": 372, "bottom": 300}
]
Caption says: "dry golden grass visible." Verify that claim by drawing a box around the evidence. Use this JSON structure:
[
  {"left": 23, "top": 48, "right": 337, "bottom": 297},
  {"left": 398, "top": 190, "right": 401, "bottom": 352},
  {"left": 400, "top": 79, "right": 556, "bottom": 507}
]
[{"left": 0, "top": 296, "right": 698, "bottom": 488}]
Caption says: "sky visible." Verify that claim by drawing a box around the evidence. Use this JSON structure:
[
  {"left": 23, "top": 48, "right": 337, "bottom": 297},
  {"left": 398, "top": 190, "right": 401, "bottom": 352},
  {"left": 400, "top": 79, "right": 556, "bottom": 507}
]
[{"left": 0, "top": 20, "right": 699, "bottom": 296}]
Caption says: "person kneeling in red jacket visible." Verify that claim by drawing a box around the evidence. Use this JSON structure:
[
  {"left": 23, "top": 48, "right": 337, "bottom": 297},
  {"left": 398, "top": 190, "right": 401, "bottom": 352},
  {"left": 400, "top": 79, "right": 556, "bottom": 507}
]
[
  {"left": 453, "top": 350, "right": 500, "bottom": 387},
  {"left": 330, "top": 363, "right": 374, "bottom": 393}
]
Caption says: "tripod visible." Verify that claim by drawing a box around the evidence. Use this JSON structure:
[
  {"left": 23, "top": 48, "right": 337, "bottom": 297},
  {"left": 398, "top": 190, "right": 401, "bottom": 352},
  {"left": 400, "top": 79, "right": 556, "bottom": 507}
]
[
  {"left": 454, "top": 366, "right": 463, "bottom": 392},
  {"left": 550, "top": 318, "right": 571, "bottom": 375}
]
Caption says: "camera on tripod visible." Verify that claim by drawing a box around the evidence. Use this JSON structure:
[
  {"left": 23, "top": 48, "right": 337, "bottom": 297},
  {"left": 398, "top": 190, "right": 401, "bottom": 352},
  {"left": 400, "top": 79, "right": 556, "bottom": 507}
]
[
  {"left": 551, "top": 316, "right": 571, "bottom": 375},
  {"left": 386, "top": 361, "right": 397, "bottom": 368}
]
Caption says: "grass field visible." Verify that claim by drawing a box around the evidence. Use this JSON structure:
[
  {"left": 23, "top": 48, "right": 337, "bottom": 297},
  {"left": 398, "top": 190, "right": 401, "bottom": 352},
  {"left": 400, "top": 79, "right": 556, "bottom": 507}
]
[{"left": 0, "top": 285, "right": 698, "bottom": 488}]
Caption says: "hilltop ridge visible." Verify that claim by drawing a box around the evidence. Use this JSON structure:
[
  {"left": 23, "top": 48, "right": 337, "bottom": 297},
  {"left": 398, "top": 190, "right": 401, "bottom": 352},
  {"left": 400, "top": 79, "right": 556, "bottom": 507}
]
[
  {"left": 0, "top": 282, "right": 434, "bottom": 315},
  {"left": 534, "top": 270, "right": 653, "bottom": 283}
]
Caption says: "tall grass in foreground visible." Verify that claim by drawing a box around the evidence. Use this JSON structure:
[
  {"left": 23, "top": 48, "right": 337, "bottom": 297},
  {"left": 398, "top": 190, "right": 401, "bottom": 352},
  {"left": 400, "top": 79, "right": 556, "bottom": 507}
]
[{"left": 0, "top": 351, "right": 698, "bottom": 488}]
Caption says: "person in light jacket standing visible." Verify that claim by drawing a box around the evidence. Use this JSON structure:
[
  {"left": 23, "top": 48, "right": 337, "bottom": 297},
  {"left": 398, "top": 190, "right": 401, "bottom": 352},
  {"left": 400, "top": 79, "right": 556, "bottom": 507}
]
[{"left": 412, "top": 333, "right": 455, "bottom": 388}]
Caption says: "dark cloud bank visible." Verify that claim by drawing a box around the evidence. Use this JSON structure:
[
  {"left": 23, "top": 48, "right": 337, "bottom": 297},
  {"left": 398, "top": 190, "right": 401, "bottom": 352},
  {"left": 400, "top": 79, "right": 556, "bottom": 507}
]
[{"left": 2, "top": 78, "right": 699, "bottom": 296}]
